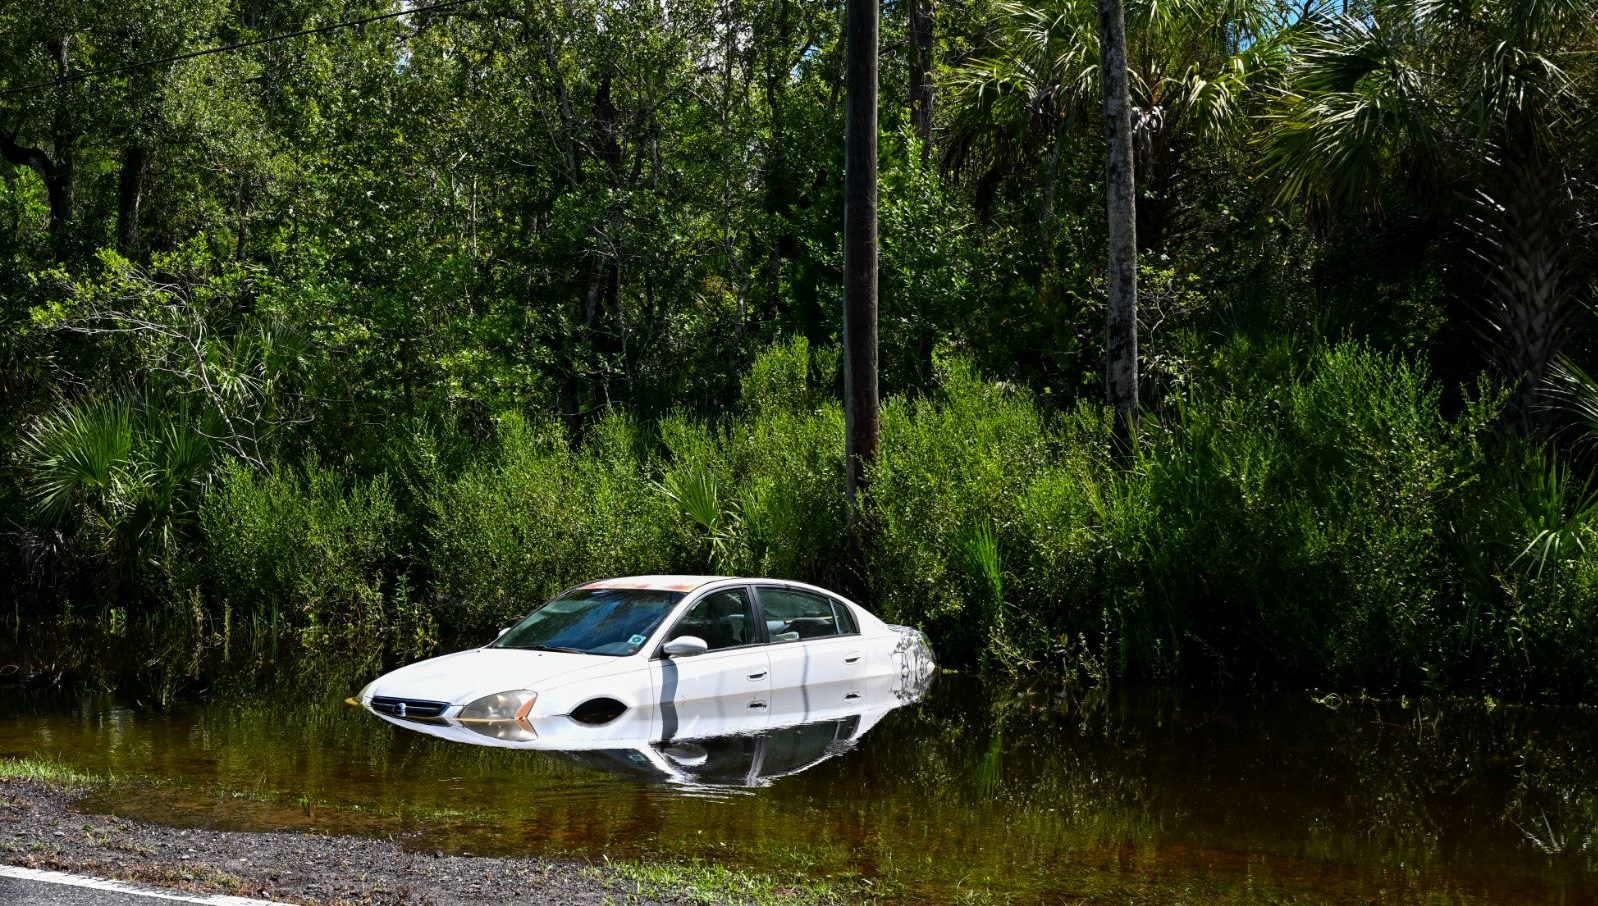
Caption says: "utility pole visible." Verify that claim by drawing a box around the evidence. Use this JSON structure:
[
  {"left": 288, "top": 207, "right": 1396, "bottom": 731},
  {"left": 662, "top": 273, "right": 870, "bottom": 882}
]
[{"left": 843, "top": 0, "right": 880, "bottom": 596}]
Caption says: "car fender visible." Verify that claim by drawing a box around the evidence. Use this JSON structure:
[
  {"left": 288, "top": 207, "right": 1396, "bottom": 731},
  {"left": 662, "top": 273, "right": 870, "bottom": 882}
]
[{"left": 531, "top": 660, "right": 655, "bottom": 718}]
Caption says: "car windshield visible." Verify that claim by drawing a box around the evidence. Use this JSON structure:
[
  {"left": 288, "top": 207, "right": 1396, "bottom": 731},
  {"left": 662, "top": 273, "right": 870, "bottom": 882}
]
[{"left": 493, "top": 588, "right": 684, "bottom": 656}]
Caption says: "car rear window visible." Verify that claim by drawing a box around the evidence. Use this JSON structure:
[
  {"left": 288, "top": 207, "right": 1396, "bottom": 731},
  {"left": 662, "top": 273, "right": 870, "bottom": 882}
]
[
  {"left": 830, "top": 598, "right": 858, "bottom": 635},
  {"left": 759, "top": 587, "right": 841, "bottom": 641}
]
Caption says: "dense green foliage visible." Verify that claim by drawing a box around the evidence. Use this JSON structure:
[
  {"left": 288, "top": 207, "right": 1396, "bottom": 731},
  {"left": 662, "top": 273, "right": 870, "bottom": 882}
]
[{"left": 4, "top": 0, "right": 1598, "bottom": 696}]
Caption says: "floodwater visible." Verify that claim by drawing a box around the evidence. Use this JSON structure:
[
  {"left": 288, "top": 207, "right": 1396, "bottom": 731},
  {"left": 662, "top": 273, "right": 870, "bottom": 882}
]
[{"left": 2, "top": 660, "right": 1596, "bottom": 904}]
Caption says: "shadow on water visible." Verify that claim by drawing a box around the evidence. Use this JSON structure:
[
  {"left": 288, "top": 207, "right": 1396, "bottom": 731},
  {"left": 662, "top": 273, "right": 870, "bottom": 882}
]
[{"left": 1, "top": 639, "right": 1597, "bottom": 903}]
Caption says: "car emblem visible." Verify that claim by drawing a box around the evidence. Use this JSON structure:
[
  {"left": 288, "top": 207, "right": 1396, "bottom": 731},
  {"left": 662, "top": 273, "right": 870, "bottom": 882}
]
[{"left": 396, "top": 702, "right": 407, "bottom": 716}]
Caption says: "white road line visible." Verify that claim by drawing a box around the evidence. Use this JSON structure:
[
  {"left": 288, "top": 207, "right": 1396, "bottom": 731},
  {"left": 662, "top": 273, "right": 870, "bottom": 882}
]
[{"left": 0, "top": 864, "right": 288, "bottom": 905}]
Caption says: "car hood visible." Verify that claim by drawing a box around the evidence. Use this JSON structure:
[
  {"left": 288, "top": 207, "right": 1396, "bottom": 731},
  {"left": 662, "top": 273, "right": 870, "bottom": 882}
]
[{"left": 367, "top": 647, "right": 622, "bottom": 706}]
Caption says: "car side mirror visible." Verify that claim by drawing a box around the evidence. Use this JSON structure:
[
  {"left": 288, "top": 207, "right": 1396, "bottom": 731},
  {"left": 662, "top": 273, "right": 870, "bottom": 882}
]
[
  {"left": 662, "top": 636, "right": 708, "bottom": 658},
  {"left": 496, "top": 627, "right": 510, "bottom": 639}
]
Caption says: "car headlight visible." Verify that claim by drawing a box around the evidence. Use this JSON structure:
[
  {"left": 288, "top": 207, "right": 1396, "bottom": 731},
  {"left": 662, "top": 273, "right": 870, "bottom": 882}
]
[
  {"left": 346, "top": 680, "right": 377, "bottom": 707},
  {"left": 458, "top": 689, "right": 537, "bottom": 722}
]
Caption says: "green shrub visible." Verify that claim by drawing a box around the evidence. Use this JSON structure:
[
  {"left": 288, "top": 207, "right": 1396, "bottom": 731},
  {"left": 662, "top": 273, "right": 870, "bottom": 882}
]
[
  {"left": 646, "top": 337, "right": 848, "bottom": 586},
  {"left": 1129, "top": 342, "right": 1483, "bottom": 684},
  {"left": 884, "top": 340, "right": 1554, "bottom": 689},
  {"left": 427, "top": 411, "right": 684, "bottom": 632},
  {"left": 201, "top": 460, "right": 425, "bottom": 655},
  {"left": 426, "top": 339, "right": 851, "bottom": 638},
  {"left": 725, "top": 338, "right": 849, "bottom": 585},
  {"left": 1014, "top": 403, "right": 1149, "bottom": 677},
  {"left": 140, "top": 337, "right": 1598, "bottom": 695},
  {"left": 869, "top": 358, "right": 1053, "bottom": 667},
  {"left": 1460, "top": 440, "right": 1598, "bottom": 696}
]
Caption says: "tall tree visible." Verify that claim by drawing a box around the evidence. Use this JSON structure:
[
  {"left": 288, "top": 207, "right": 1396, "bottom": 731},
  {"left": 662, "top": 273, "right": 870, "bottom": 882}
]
[
  {"left": 943, "top": 0, "right": 1292, "bottom": 243},
  {"left": 1260, "top": 0, "right": 1597, "bottom": 426},
  {"left": 844, "top": 0, "right": 880, "bottom": 588},
  {"left": 1098, "top": 0, "right": 1137, "bottom": 449},
  {"left": 908, "top": 0, "right": 935, "bottom": 164},
  {"left": 0, "top": 0, "right": 246, "bottom": 262}
]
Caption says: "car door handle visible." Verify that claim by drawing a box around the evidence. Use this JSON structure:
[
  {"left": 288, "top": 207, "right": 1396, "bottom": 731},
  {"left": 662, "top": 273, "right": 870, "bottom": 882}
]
[
  {"left": 844, "top": 653, "right": 861, "bottom": 664},
  {"left": 748, "top": 671, "right": 766, "bottom": 681},
  {"left": 845, "top": 693, "right": 861, "bottom": 700},
  {"left": 748, "top": 701, "right": 767, "bottom": 709}
]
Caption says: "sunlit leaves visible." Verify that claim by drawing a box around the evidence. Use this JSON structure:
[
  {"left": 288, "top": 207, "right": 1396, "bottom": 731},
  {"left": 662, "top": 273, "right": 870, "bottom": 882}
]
[
  {"left": 1513, "top": 449, "right": 1598, "bottom": 578},
  {"left": 1258, "top": 0, "right": 1594, "bottom": 210},
  {"left": 943, "top": 0, "right": 1294, "bottom": 183}
]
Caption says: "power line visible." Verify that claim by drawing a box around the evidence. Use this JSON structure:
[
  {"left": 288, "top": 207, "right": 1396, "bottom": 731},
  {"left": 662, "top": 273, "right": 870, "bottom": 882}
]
[{"left": 0, "top": 0, "right": 482, "bottom": 98}]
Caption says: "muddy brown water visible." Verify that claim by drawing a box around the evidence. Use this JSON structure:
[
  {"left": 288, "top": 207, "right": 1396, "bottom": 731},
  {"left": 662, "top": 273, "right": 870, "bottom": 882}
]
[{"left": 1, "top": 664, "right": 1595, "bottom": 904}]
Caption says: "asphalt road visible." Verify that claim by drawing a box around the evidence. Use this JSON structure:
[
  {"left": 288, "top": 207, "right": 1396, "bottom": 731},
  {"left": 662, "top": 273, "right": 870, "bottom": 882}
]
[{"left": 0, "top": 866, "right": 286, "bottom": 905}]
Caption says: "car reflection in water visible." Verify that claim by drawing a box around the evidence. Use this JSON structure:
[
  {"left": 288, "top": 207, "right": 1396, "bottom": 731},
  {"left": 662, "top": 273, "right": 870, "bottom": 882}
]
[{"left": 371, "top": 655, "right": 935, "bottom": 789}]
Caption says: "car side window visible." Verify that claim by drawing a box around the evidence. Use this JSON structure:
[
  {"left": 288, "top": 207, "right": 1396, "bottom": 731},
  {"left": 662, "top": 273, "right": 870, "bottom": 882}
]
[
  {"left": 667, "top": 588, "right": 757, "bottom": 651},
  {"left": 759, "top": 587, "right": 839, "bottom": 642},
  {"left": 830, "top": 598, "right": 859, "bottom": 635}
]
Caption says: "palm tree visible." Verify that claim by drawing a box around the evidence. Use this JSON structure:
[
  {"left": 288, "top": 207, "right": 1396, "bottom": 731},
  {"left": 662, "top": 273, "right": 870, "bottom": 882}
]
[
  {"left": 1099, "top": 0, "right": 1138, "bottom": 450},
  {"left": 946, "top": 0, "right": 1294, "bottom": 446},
  {"left": 1259, "top": 0, "right": 1596, "bottom": 425},
  {"left": 944, "top": 0, "right": 1295, "bottom": 245},
  {"left": 20, "top": 396, "right": 212, "bottom": 602}
]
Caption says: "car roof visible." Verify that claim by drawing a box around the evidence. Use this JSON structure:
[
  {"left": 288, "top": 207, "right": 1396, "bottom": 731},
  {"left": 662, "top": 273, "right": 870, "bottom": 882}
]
[
  {"left": 580, "top": 575, "right": 730, "bottom": 593},
  {"left": 578, "top": 575, "right": 841, "bottom": 596}
]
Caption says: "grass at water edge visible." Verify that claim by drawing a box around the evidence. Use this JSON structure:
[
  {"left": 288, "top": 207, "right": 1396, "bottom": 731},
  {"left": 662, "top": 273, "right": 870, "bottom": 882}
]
[{"left": 0, "top": 756, "right": 110, "bottom": 789}]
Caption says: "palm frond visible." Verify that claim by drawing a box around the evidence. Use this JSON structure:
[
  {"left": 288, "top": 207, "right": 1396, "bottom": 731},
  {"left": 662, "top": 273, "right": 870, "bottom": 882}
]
[
  {"left": 1257, "top": 12, "right": 1445, "bottom": 209},
  {"left": 20, "top": 399, "right": 135, "bottom": 526},
  {"left": 945, "top": 0, "right": 1289, "bottom": 183},
  {"left": 655, "top": 463, "right": 740, "bottom": 572},
  {"left": 658, "top": 464, "right": 721, "bottom": 534},
  {"left": 1542, "top": 356, "right": 1598, "bottom": 450},
  {"left": 961, "top": 520, "right": 1005, "bottom": 604},
  {"left": 1514, "top": 450, "right": 1598, "bottom": 578}
]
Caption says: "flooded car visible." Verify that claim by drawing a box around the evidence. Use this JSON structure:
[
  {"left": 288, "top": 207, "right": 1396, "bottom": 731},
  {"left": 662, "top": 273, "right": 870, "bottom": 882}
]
[
  {"left": 370, "top": 664, "right": 934, "bottom": 787},
  {"left": 354, "top": 575, "right": 936, "bottom": 742}
]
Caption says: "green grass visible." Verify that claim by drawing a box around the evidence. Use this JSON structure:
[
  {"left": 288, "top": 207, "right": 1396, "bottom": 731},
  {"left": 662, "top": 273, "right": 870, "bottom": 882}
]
[
  {"left": 590, "top": 856, "right": 881, "bottom": 905},
  {"left": 0, "top": 756, "right": 108, "bottom": 789}
]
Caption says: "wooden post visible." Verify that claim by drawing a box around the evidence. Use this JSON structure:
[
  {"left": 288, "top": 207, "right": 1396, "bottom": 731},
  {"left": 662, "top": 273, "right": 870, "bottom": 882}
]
[{"left": 843, "top": 0, "right": 880, "bottom": 597}]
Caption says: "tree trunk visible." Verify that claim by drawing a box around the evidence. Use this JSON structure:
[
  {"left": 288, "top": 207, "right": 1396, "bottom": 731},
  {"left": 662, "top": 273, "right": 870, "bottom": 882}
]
[
  {"left": 0, "top": 136, "right": 71, "bottom": 251},
  {"left": 843, "top": 0, "right": 880, "bottom": 597},
  {"left": 1041, "top": 114, "right": 1068, "bottom": 226},
  {"left": 1470, "top": 150, "right": 1575, "bottom": 432},
  {"left": 908, "top": 0, "right": 934, "bottom": 165},
  {"left": 1098, "top": 0, "right": 1138, "bottom": 454},
  {"left": 46, "top": 35, "right": 75, "bottom": 258},
  {"left": 117, "top": 146, "right": 151, "bottom": 256},
  {"left": 533, "top": 5, "right": 583, "bottom": 189}
]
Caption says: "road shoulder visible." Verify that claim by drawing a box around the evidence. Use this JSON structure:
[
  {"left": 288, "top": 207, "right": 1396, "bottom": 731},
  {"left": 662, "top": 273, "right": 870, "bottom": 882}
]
[{"left": 1, "top": 778, "right": 678, "bottom": 906}]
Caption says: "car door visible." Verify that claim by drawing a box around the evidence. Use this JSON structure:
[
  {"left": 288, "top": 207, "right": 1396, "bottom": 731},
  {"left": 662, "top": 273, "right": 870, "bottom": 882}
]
[
  {"left": 754, "top": 586, "right": 866, "bottom": 724},
  {"left": 648, "top": 586, "right": 772, "bottom": 740}
]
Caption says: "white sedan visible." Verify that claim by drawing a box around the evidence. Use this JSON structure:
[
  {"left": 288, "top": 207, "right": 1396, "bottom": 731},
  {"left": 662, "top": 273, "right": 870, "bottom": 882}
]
[
  {"left": 355, "top": 575, "right": 935, "bottom": 742},
  {"left": 369, "top": 663, "right": 933, "bottom": 786}
]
